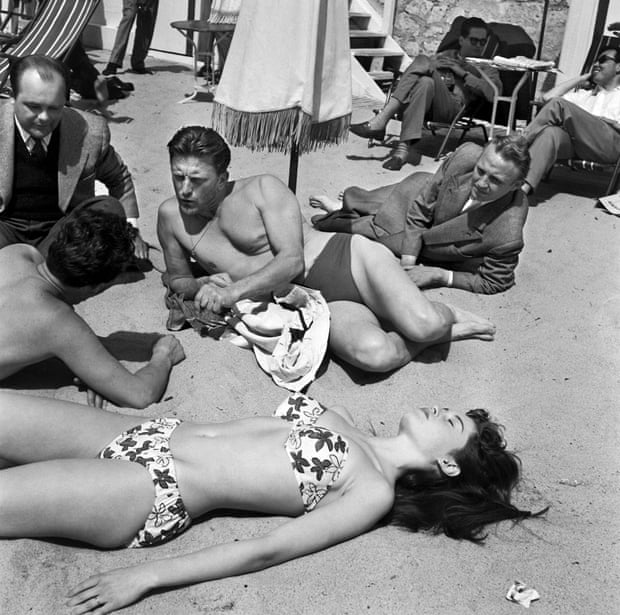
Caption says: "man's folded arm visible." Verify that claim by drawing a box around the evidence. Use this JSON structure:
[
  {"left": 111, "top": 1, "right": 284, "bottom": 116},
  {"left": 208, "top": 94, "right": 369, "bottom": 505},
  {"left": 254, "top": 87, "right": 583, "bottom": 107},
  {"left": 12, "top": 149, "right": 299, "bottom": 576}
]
[{"left": 452, "top": 247, "right": 520, "bottom": 294}]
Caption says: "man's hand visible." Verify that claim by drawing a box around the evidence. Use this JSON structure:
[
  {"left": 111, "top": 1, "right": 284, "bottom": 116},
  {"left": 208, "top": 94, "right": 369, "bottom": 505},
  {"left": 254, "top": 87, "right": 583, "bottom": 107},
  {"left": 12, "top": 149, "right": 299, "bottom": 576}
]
[
  {"left": 133, "top": 231, "right": 150, "bottom": 260},
  {"left": 578, "top": 72, "right": 594, "bottom": 89},
  {"left": 152, "top": 335, "right": 186, "bottom": 366},
  {"left": 434, "top": 57, "right": 467, "bottom": 78},
  {"left": 406, "top": 265, "right": 449, "bottom": 289},
  {"left": 194, "top": 282, "right": 238, "bottom": 313}
]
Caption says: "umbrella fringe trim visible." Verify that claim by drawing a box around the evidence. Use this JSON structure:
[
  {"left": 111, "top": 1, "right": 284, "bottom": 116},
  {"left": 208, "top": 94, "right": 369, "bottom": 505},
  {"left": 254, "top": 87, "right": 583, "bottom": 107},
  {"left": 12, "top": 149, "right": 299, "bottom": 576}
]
[{"left": 212, "top": 103, "right": 350, "bottom": 154}]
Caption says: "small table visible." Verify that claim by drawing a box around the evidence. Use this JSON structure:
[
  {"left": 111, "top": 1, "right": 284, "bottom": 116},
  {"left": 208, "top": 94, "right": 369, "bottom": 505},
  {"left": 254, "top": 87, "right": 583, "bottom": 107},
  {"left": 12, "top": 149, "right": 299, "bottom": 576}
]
[
  {"left": 170, "top": 20, "right": 235, "bottom": 103},
  {"left": 467, "top": 57, "right": 556, "bottom": 138}
]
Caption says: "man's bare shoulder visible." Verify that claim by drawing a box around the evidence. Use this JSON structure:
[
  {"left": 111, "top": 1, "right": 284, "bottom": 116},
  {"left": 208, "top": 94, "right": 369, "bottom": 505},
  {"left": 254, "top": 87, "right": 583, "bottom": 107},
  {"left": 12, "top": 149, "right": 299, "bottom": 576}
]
[
  {"left": 228, "top": 174, "right": 298, "bottom": 212},
  {"left": 0, "top": 242, "right": 43, "bottom": 261},
  {"left": 158, "top": 195, "right": 182, "bottom": 217},
  {"left": 0, "top": 244, "right": 44, "bottom": 283},
  {"left": 231, "top": 174, "right": 288, "bottom": 196}
]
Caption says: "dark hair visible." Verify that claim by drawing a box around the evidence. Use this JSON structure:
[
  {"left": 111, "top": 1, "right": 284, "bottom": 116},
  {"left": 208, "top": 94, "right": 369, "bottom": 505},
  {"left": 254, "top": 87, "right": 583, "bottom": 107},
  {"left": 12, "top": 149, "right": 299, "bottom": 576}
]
[
  {"left": 167, "top": 126, "right": 231, "bottom": 174},
  {"left": 387, "top": 408, "right": 546, "bottom": 543},
  {"left": 9, "top": 54, "right": 70, "bottom": 100},
  {"left": 460, "top": 17, "right": 489, "bottom": 38},
  {"left": 46, "top": 206, "right": 136, "bottom": 287}
]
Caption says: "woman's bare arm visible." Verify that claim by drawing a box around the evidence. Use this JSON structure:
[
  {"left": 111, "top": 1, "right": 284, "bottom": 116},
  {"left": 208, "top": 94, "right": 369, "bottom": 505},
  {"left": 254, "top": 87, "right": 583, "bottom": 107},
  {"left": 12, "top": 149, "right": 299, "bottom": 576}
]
[{"left": 67, "top": 479, "right": 393, "bottom": 614}]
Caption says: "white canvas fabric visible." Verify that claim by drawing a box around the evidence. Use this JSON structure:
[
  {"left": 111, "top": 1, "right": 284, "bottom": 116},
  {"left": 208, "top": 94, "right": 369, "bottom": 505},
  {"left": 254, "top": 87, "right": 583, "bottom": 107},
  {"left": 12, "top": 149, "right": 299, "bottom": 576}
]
[
  {"left": 213, "top": 0, "right": 352, "bottom": 153},
  {"left": 230, "top": 286, "right": 330, "bottom": 391}
]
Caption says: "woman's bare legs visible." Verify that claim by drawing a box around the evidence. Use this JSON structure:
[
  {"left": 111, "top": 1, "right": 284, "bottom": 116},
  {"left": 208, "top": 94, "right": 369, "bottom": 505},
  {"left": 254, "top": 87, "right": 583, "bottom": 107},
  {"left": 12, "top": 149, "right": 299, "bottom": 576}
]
[
  {"left": 0, "top": 392, "right": 154, "bottom": 547},
  {"left": 0, "top": 392, "right": 145, "bottom": 464},
  {"left": 1, "top": 458, "right": 154, "bottom": 547}
]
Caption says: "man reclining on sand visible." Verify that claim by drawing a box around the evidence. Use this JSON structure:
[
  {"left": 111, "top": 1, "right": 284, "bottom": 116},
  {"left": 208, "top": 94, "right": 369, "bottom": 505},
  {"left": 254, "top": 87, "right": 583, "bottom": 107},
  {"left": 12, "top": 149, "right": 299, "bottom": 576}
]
[
  {"left": 157, "top": 126, "right": 495, "bottom": 373},
  {"left": 0, "top": 199, "right": 185, "bottom": 408},
  {"left": 310, "top": 135, "right": 530, "bottom": 295}
]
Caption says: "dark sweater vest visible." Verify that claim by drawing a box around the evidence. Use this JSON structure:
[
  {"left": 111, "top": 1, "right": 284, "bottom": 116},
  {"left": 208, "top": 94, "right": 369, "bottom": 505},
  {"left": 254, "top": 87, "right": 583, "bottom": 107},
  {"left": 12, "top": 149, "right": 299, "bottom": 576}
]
[{"left": 6, "top": 126, "right": 61, "bottom": 220}]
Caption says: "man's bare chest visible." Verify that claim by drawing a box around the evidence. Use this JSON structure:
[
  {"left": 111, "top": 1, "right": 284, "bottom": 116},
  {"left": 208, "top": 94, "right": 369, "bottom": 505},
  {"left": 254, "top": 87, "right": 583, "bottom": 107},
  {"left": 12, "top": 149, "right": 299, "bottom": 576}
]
[{"left": 186, "top": 218, "right": 270, "bottom": 274}]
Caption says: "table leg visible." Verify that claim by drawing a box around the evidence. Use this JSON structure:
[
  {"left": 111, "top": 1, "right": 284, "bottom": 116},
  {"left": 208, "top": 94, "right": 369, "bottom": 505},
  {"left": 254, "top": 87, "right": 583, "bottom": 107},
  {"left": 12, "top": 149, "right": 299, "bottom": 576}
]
[{"left": 505, "top": 72, "right": 530, "bottom": 135}]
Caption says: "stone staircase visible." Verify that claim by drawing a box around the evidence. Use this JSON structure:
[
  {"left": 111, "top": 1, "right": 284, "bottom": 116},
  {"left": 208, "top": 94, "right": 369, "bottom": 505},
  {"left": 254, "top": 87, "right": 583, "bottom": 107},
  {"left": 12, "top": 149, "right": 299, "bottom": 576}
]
[{"left": 348, "top": 0, "right": 409, "bottom": 102}]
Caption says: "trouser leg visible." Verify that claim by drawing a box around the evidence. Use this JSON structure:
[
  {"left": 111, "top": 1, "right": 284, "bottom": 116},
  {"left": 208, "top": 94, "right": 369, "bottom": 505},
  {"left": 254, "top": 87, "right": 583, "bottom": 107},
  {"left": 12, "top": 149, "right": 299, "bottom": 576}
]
[
  {"left": 524, "top": 126, "right": 573, "bottom": 190},
  {"left": 131, "top": 0, "right": 159, "bottom": 69},
  {"left": 108, "top": 0, "right": 138, "bottom": 67},
  {"left": 398, "top": 76, "right": 435, "bottom": 141},
  {"left": 524, "top": 98, "right": 620, "bottom": 189}
]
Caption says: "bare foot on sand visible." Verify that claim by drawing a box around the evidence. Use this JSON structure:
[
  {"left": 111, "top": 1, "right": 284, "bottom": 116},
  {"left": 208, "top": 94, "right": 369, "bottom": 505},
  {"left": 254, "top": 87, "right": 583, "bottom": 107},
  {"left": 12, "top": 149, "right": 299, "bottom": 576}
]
[
  {"left": 308, "top": 194, "right": 342, "bottom": 213},
  {"left": 447, "top": 304, "right": 496, "bottom": 341}
]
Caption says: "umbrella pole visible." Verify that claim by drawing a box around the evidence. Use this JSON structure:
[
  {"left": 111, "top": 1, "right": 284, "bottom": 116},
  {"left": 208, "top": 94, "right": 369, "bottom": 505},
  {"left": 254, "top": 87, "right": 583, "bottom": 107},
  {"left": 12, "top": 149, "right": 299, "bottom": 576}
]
[
  {"left": 288, "top": 140, "right": 299, "bottom": 193},
  {"left": 531, "top": 0, "right": 551, "bottom": 103}
]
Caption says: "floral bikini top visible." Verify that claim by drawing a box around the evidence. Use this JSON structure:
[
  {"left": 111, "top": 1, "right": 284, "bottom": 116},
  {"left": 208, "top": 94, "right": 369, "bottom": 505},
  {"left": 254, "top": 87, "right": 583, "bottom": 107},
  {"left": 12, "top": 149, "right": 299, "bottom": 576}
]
[{"left": 274, "top": 392, "right": 350, "bottom": 512}]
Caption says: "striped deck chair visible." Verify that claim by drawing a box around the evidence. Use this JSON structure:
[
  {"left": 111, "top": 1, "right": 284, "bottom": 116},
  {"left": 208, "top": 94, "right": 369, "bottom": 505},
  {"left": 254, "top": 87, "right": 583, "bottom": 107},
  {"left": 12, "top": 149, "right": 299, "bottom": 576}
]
[{"left": 0, "top": 0, "right": 101, "bottom": 92}]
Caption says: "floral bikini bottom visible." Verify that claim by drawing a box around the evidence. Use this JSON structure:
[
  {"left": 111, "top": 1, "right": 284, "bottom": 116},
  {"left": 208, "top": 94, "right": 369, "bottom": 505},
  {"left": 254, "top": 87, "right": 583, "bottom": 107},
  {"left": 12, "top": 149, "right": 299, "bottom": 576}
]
[{"left": 98, "top": 417, "right": 192, "bottom": 548}]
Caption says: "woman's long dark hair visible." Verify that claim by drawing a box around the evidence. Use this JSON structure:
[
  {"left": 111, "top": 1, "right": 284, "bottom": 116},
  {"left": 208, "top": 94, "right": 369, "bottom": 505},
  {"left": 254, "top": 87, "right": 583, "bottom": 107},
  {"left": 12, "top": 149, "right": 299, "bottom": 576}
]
[{"left": 386, "top": 408, "right": 546, "bottom": 543}]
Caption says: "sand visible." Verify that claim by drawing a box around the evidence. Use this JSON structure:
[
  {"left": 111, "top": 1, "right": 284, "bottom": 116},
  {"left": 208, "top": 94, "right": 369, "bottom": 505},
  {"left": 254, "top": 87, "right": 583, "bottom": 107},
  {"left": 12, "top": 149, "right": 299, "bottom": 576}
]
[{"left": 1, "top": 51, "right": 618, "bottom": 614}]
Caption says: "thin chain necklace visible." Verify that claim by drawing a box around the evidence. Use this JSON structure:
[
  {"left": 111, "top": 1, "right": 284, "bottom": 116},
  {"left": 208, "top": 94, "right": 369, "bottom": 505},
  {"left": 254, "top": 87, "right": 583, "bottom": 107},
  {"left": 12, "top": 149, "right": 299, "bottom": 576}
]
[
  {"left": 190, "top": 222, "right": 209, "bottom": 258},
  {"left": 189, "top": 183, "right": 230, "bottom": 257}
]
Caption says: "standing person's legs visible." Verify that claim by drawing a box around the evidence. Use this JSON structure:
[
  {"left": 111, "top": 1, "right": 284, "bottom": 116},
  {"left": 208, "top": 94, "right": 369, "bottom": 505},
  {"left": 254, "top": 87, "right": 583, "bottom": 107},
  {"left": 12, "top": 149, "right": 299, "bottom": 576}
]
[
  {"left": 131, "top": 0, "right": 159, "bottom": 71},
  {"left": 106, "top": 0, "right": 139, "bottom": 71}
]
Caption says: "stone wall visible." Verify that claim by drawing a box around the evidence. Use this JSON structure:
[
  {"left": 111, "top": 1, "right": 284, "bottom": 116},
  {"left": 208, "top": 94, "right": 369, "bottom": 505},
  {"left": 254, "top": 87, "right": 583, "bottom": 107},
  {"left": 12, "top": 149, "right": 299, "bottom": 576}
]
[{"left": 390, "top": 0, "right": 568, "bottom": 63}]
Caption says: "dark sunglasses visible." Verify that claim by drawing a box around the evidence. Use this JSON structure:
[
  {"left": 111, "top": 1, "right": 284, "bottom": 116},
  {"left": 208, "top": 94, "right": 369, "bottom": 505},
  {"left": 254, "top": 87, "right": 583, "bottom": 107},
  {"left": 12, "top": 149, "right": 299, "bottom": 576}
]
[
  {"left": 466, "top": 36, "right": 488, "bottom": 47},
  {"left": 596, "top": 54, "right": 617, "bottom": 64}
]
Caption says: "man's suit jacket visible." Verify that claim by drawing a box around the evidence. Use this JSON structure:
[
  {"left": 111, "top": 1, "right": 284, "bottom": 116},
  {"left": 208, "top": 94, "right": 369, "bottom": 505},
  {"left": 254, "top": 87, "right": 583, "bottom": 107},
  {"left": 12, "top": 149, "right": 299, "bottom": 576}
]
[
  {"left": 312, "top": 142, "right": 528, "bottom": 294},
  {"left": 0, "top": 101, "right": 138, "bottom": 218}
]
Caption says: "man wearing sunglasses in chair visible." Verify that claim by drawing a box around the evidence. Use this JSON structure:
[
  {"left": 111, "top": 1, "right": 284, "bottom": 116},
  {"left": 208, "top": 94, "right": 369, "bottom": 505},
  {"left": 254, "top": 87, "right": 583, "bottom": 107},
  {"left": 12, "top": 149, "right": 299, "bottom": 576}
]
[
  {"left": 522, "top": 46, "right": 620, "bottom": 196},
  {"left": 349, "top": 17, "right": 501, "bottom": 171}
]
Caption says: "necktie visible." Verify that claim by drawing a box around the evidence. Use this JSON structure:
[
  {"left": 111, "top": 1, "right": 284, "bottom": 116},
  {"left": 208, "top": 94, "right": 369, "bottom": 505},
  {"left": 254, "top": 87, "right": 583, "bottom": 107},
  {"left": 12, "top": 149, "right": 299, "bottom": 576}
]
[{"left": 30, "top": 138, "right": 46, "bottom": 162}]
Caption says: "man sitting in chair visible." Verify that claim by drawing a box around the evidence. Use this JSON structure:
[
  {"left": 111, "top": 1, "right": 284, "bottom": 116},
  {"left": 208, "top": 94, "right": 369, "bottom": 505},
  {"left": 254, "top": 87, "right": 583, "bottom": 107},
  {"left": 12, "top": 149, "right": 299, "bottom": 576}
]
[
  {"left": 349, "top": 17, "right": 501, "bottom": 170},
  {"left": 522, "top": 45, "right": 620, "bottom": 195},
  {"left": 310, "top": 135, "right": 530, "bottom": 295}
]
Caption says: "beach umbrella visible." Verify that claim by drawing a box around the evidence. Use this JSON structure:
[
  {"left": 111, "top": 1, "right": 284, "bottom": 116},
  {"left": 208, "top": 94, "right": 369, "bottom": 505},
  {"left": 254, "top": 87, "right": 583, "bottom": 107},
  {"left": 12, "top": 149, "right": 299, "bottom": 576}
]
[{"left": 212, "top": 0, "right": 352, "bottom": 192}]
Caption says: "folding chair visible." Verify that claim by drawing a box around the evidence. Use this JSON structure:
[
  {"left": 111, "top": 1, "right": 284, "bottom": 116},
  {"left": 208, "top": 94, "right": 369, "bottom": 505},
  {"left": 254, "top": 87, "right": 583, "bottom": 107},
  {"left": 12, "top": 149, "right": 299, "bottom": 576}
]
[
  {"left": 0, "top": 0, "right": 101, "bottom": 93},
  {"left": 369, "top": 17, "right": 535, "bottom": 159},
  {"left": 0, "top": 0, "right": 35, "bottom": 45},
  {"left": 427, "top": 18, "right": 535, "bottom": 159},
  {"left": 550, "top": 159, "right": 620, "bottom": 195}
]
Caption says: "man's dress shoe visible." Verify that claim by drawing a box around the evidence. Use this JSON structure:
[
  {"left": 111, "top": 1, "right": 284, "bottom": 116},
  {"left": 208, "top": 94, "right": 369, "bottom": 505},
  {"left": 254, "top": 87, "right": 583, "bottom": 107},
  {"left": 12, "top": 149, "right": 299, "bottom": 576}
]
[{"left": 349, "top": 122, "right": 386, "bottom": 140}]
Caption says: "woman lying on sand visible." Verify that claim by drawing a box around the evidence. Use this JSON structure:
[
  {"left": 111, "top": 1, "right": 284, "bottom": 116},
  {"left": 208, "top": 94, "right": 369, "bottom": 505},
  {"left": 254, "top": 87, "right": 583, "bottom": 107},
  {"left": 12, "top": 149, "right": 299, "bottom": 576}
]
[{"left": 0, "top": 391, "right": 541, "bottom": 614}]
